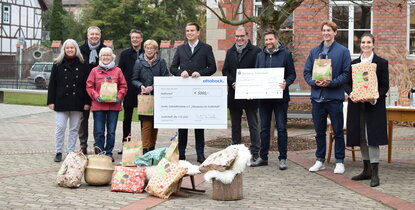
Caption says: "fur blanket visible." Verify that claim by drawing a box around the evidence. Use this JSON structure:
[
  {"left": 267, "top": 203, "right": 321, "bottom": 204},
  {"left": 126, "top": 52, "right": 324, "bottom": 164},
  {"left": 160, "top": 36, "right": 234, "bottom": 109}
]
[{"left": 204, "top": 144, "right": 251, "bottom": 184}]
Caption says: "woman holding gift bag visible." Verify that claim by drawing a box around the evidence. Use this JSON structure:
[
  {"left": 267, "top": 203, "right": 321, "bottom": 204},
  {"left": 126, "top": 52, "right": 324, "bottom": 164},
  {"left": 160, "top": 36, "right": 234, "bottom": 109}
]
[
  {"left": 132, "top": 39, "right": 170, "bottom": 154},
  {"left": 86, "top": 47, "right": 128, "bottom": 161},
  {"left": 47, "top": 39, "right": 90, "bottom": 162},
  {"left": 344, "top": 33, "right": 389, "bottom": 187}
]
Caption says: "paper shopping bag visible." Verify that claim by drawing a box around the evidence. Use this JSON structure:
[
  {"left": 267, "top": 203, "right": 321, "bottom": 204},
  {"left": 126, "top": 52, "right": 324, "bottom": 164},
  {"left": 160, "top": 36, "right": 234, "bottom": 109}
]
[
  {"left": 145, "top": 158, "right": 187, "bottom": 199},
  {"left": 351, "top": 62, "right": 379, "bottom": 101},
  {"left": 121, "top": 136, "right": 143, "bottom": 166},
  {"left": 312, "top": 55, "right": 332, "bottom": 81},
  {"left": 99, "top": 79, "right": 118, "bottom": 102},
  {"left": 137, "top": 94, "right": 154, "bottom": 116},
  {"left": 164, "top": 139, "right": 179, "bottom": 164},
  {"left": 56, "top": 151, "right": 88, "bottom": 188}
]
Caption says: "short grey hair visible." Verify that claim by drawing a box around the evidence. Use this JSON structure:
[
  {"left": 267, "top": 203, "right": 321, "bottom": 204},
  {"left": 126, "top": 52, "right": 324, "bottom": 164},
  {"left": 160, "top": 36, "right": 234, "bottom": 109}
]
[
  {"left": 99, "top": 47, "right": 116, "bottom": 61},
  {"left": 54, "top": 39, "right": 84, "bottom": 64},
  {"left": 235, "top": 26, "right": 248, "bottom": 36},
  {"left": 87, "top": 26, "right": 101, "bottom": 34}
]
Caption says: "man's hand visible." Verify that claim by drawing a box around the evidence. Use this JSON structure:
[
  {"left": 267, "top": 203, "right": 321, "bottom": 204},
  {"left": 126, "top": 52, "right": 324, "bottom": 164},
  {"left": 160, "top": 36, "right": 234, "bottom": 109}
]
[
  {"left": 84, "top": 105, "right": 90, "bottom": 110},
  {"left": 232, "top": 82, "right": 236, "bottom": 89},
  {"left": 181, "top": 71, "right": 189, "bottom": 78},
  {"left": 191, "top": 72, "right": 200, "bottom": 78},
  {"left": 279, "top": 80, "right": 286, "bottom": 90},
  {"left": 48, "top": 104, "right": 54, "bottom": 110},
  {"left": 315, "top": 80, "right": 331, "bottom": 87}
]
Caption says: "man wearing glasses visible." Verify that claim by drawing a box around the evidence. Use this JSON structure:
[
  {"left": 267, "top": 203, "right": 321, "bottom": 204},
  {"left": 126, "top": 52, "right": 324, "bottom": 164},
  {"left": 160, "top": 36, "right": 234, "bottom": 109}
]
[
  {"left": 222, "top": 26, "right": 261, "bottom": 162},
  {"left": 117, "top": 29, "right": 144, "bottom": 154}
]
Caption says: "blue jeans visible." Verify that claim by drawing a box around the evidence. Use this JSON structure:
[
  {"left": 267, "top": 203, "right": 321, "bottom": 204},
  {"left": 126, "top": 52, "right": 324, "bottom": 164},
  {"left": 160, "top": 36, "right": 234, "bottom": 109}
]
[
  {"left": 259, "top": 100, "right": 288, "bottom": 160},
  {"left": 93, "top": 111, "right": 119, "bottom": 157},
  {"left": 311, "top": 100, "right": 345, "bottom": 163}
]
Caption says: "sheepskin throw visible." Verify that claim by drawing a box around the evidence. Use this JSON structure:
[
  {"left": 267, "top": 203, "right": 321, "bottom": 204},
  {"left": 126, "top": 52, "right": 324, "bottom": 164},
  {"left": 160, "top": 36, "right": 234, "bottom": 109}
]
[
  {"left": 199, "top": 146, "right": 239, "bottom": 173},
  {"left": 204, "top": 144, "right": 251, "bottom": 184}
]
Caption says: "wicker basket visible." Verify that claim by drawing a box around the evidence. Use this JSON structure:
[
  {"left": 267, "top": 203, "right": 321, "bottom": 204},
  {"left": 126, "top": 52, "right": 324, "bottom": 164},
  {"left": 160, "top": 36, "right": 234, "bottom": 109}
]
[{"left": 84, "top": 154, "right": 114, "bottom": 186}]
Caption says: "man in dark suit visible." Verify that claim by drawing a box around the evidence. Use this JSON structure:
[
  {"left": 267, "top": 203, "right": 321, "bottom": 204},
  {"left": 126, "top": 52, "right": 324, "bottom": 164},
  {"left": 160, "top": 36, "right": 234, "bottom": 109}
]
[
  {"left": 170, "top": 22, "right": 217, "bottom": 163},
  {"left": 117, "top": 29, "right": 144, "bottom": 154},
  {"left": 79, "top": 26, "right": 106, "bottom": 154},
  {"left": 222, "top": 26, "right": 261, "bottom": 161}
]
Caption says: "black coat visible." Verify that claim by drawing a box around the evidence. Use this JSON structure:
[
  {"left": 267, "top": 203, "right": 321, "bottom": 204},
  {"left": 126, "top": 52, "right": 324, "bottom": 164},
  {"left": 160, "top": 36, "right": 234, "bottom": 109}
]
[
  {"left": 47, "top": 58, "right": 90, "bottom": 111},
  {"left": 222, "top": 40, "right": 261, "bottom": 109},
  {"left": 170, "top": 41, "right": 216, "bottom": 76},
  {"left": 118, "top": 47, "right": 144, "bottom": 108},
  {"left": 344, "top": 54, "right": 389, "bottom": 146},
  {"left": 132, "top": 54, "right": 171, "bottom": 121},
  {"left": 79, "top": 41, "right": 106, "bottom": 73}
]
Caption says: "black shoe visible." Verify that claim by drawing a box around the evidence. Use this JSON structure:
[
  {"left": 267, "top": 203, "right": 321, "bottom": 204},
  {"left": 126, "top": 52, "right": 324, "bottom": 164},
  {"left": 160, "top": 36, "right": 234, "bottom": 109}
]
[
  {"left": 54, "top": 153, "right": 62, "bottom": 162},
  {"left": 250, "top": 157, "right": 268, "bottom": 167},
  {"left": 81, "top": 148, "right": 87, "bottom": 155},
  {"left": 197, "top": 156, "right": 206, "bottom": 164},
  {"left": 179, "top": 155, "right": 186, "bottom": 160},
  {"left": 117, "top": 149, "right": 123, "bottom": 155},
  {"left": 370, "top": 163, "right": 380, "bottom": 187},
  {"left": 352, "top": 160, "right": 372, "bottom": 181}
]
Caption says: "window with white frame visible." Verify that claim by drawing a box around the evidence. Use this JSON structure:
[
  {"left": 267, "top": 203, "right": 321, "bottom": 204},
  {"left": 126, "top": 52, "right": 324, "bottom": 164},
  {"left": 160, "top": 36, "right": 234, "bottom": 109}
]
[
  {"left": 409, "top": 3, "right": 415, "bottom": 55},
  {"left": 330, "top": 1, "right": 372, "bottom": 54},
  {"left": 254, "top": 0, "right": 294, "bottom": 50},
  {"left": 2, "top": 4, "right": 11, "bottom": 24}
]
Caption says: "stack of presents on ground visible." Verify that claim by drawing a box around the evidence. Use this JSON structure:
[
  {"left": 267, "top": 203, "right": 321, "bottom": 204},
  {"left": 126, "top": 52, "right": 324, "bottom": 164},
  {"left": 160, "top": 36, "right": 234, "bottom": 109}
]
[{"left": 56, "top": 134, "right": 252, "bottom": 200}]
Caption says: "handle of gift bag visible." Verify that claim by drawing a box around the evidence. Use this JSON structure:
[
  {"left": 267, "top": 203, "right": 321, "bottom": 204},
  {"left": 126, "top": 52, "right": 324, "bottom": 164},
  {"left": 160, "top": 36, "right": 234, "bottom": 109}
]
[{"left": 94, "top": 146, "right": 106, "bottom": 155}]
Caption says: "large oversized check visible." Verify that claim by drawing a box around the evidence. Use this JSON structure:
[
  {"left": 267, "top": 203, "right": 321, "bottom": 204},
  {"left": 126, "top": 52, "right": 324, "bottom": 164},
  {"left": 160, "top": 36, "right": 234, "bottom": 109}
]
[
  {"left": 235, "top": 68, "right": 284, "bottom": 99},
  {"left": 154, "top": 76, "right": 227, "bottom": 129}
]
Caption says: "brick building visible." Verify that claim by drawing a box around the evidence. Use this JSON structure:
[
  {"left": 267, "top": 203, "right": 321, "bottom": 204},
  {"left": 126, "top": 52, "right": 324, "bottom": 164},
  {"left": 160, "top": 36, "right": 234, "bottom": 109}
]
[{"left": 206, "top": 0, "right": 415, "bottom": 91}]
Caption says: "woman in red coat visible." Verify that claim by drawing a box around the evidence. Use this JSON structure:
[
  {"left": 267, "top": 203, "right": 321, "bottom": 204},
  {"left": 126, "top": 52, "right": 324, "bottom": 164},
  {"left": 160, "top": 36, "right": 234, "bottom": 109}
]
[
  {"left": 344, "top": 33, "right": 389, "bottom": 187},
  {"left": 86, "top": 47, "right": 127, "bottom": 161}
]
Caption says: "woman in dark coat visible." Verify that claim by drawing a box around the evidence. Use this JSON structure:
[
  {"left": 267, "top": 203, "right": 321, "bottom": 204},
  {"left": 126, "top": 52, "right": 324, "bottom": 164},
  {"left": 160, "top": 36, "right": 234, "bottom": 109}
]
[
  {"left": 344, "top": 33, "right": 389, "bottom": 187},
  {"left": 47, "top": 39, "right": 90, "bottom": 162},
  {"left": 132, "top": 39, "right": 170, "bottom": 154}
]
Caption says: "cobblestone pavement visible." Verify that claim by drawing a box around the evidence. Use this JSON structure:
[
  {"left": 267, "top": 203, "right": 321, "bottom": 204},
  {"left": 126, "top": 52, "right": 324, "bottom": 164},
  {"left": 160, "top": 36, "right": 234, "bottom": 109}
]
[{"left": 0, "top": 103, "right": 414, "bottom": 209}]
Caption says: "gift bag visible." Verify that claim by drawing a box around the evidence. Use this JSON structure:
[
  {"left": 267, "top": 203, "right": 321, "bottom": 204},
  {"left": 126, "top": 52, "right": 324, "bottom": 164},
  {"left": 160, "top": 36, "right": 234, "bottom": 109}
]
[
  {"left": 145, "top": 158, "right": 187, "bottom": 199},
  {"left": 137, "top": 94, "right": 154, "bottom": 116},
  {"left": 164, "top": 134, "right": 179, "bottom": 164},
  {"left": 121, "top": 136, "right": 143, "bottom": 166},
  {"left": 312, "top": 55, "right": 332, "bottom": 81},
  {"left": 199, "top": 146, "right": 239, "bottom": 173},
  {"left": 110, "top": 166, "right": 146, "bottom": 193},
  {"left": 100, "top": 78, "right": 118, "bottom": 102},
  {"left": 56, "top": 151, "right": 88, "bottom": 188},
  {"left": 351, "top": 62, "right": 379, "bottom": 101}
]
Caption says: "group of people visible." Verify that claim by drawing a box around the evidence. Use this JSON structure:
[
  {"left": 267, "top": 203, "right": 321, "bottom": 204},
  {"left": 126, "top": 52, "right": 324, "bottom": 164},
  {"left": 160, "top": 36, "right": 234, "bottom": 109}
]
[{"left": 47, "top": 20, "right": 389, "bottom": 187}]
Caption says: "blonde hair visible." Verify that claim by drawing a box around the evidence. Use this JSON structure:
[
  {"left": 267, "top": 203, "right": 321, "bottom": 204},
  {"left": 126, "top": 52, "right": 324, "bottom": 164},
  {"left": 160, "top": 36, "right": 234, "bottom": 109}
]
[
  {"left": 99, "top": 47, "right": 116, "bottom": 61},
  {"left": 54, "top": 39, "right": 84, "bottom": 64},
  {"left": 321, "top": 21, "right": 338, "bottom": 32},
  {"left": 144, "top": 39, "right": 159, "bottom": 50}
]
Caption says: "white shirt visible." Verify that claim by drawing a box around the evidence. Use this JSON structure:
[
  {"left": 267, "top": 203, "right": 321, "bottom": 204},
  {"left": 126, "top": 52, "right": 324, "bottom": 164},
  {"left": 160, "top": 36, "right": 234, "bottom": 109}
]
[
  {"left": 188, "top": 40, "right": 199, "bottom": 54},
  {"left": 360, "top": 52, "right": 374, "bottom": 63}
]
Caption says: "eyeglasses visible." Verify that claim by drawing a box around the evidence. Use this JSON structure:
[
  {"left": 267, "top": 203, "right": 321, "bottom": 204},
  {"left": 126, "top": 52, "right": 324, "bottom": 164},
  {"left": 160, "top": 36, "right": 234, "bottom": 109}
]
[
  {"left": 131, "top": 36, "right": 142, "bottom": 40},
  {"left": 145, "top": 47, "right": 156, "bottom": 51},
  {"left": 235, "top": 35, "right": 246, "bottom": 38},
  {"left": 101, "top": 54, "right": 112, "bottom": 57}
]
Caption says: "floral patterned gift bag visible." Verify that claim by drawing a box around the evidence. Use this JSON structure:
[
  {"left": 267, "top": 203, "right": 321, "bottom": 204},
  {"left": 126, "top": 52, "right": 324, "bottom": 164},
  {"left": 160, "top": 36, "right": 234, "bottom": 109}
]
[
  {"left": 312, "top": 55, "right": 332, "bottom": 81},
  {"left": 100, "top": 78, "right": 118, "bottom": 102},
  {"left": 121, "top": 135, "right": 143, "bottom": 167},
  {"left": 351, "top": 62, "right": 379, "bottom": 101}
]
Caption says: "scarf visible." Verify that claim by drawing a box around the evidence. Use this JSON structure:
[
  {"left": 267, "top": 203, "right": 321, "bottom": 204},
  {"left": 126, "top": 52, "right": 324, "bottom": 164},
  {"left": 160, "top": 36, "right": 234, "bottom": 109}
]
[
  {"left": 65, "top": 55, "right": 76, "bottom": 64},
  {"left": 88, "top": 41, "right": 100, "bottom": 64},
  {"left": 265, "top": 42, "right": 280, "bottom": 55},
  {"left": 98, "top": 61, "right": 115, "bottom": 70},
  {"left": 144, "top": 53, "right": 157, "bottom": 66},
  {"left": 235, "top": 41, "right": 248, "bottom": 54}
]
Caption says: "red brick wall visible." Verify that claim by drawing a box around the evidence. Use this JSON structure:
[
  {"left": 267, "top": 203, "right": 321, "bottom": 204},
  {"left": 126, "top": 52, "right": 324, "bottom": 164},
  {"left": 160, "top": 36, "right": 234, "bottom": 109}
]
[{"left": 216, "top": 1, "right": 254, "bottom": 71}]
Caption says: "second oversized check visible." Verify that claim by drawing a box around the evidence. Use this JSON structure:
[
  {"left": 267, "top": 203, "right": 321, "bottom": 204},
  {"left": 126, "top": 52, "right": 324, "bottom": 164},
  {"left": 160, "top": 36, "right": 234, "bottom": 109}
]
[
  {"left": 154, "top": 76, "right": 227, "bottom": 129},
  {"left": 235, "top": 68, "right": 284, "bottom": 99}
]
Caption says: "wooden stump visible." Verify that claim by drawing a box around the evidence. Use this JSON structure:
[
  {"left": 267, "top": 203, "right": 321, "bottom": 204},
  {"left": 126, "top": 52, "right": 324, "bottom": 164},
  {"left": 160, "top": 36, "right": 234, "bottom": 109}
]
[{"left": 212, "top": 173, "right": 243, "bottom": 201}]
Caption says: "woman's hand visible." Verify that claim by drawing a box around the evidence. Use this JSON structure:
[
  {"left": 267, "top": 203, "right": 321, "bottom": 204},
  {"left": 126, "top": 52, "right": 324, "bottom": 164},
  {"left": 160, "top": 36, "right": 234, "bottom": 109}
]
[
  {"left": 48, "top": 104, "right": 54, "bottom": 110},
  {"left": 84, "top": 105, "right": 90, "bottom": 110}
]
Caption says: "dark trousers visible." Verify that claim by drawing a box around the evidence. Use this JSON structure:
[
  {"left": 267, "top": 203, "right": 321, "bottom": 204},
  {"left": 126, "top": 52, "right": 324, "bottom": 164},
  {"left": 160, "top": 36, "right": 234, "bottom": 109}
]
[
  {"left": 178, "top": 129, "right": 204, "bottom": 159},
  {"left": 79, "top": 109, "right": 91, "bottom": 149},
  {"left": 229, "top": 107, "right": 260, "bottom": 157},
  {"left": 259, "top": 100, "right": 288, "bottom": 160},
  {"left": 122, "top": 107, "right": 134, "bottom": 142},
  {"left": 312, "top": 100, "right": 345, "bottom": 163}
]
